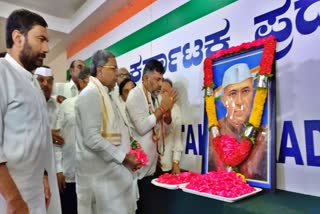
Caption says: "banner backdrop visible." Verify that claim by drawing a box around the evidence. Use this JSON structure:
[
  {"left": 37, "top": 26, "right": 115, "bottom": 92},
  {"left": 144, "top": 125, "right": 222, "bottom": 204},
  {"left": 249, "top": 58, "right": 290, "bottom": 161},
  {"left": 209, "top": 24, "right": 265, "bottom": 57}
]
[{"left": 67, "top": 0, "right": 320, "bottom": 196}]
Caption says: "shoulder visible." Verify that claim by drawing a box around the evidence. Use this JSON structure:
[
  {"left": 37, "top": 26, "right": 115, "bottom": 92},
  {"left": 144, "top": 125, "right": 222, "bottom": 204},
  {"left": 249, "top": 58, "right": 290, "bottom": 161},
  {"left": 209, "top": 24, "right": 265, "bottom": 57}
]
[
  {"left": 126, "top": 84, "right": 143, "bottom": 103},
  {"left": 78, "top": 84, "right": 98, "bottom": 99},
  {"left": 0, "top": 59, "right": 13, "bottom": 79},
  {"left": 76, "top": 84, "right": 100, "bottom": 107},
  {"left": 61, "top": 96, "right": 76, "bottom": 108}
]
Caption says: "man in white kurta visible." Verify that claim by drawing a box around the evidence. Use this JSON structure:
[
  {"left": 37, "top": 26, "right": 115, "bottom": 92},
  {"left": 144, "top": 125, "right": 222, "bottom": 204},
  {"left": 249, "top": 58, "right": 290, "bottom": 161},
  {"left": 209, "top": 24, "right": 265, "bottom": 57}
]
[
  {"left": 159, "top": 104, "right": 183, "bottom": 172},
  {"left": 126, "top": 60, "right": 177, "bottom": 180},
  {"left": 0, "top": 55, "right": 60, "bottom": 213},
  {"left": 54, "top": 67, "right": 90, "bottom": 214},
  {"left": 35, "top": 66, "right": 66, "bottom": 214},
  {"left": 53, "top": 60, "right": 85, "bottom": 101},
  {"left": 159, "top": 79, "right": 183, "bottom": 174},
  {"left": 75, "top": 50, "right": 141, "bottom": 214},
  {"left": 126, "top": 83, "right": 160, "bottom": 178}
]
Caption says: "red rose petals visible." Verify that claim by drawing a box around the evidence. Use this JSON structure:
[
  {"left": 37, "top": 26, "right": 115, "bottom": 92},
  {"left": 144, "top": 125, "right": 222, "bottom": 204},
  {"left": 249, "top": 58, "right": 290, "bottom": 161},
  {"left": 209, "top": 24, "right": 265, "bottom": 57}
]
[
  {"left": 186, "top": 170, "right": 255, "bottom": 198},
  {"left": 128, "top": 149, "right": 148, "bottom": 166},
  {"left": 156, "top": 172, "right": 200, "bottom": 185},
  {"left": 213, "top": 134, "right": 252, "bottom": 167}
]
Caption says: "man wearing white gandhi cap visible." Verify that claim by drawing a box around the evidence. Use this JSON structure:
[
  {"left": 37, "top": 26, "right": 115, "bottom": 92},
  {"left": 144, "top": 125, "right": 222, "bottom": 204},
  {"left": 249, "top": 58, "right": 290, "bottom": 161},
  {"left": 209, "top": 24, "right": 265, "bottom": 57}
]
[
  {"left": 35, "top": 66, "right": 64, "bottom": 145},
  {"left": 210, "top": 63, "right": 267, "bottom": 180},
  {"left": 220, "top": 63, "right": 254, "bottom": 141},
  {"left": 35, "top": 66, "right": 65, "bottom": 213}
]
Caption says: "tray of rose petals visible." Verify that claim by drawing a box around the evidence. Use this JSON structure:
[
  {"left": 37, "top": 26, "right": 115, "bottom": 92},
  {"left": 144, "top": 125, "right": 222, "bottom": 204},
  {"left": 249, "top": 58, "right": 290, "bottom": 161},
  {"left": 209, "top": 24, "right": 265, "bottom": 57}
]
[
  {"left": 179, "top": 170, "right": 262, "bottom": 202},
  {"left": 151, "top": 172, "right": 200, "bottom": 190}
]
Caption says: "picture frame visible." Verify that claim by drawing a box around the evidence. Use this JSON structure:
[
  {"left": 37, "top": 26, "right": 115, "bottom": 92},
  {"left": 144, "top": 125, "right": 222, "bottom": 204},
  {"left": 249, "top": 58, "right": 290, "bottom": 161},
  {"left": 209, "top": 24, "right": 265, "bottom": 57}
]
[{"left": 202, "top": 36, "right": 277, "bottom": 189}]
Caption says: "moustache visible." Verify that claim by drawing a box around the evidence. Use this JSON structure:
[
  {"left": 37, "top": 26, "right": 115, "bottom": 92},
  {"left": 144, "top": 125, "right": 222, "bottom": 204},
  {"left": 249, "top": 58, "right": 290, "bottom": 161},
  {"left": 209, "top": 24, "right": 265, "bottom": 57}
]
[{"left": 38, "top": 53, "right": 46, "bottom": 59}]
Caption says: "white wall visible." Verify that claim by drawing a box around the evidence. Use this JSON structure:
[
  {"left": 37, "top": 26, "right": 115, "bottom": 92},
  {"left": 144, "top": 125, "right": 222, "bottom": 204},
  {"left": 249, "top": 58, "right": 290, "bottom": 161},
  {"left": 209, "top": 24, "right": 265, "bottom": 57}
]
[{"left": 47, "top": 50, "right": 68, "bottom": 82}]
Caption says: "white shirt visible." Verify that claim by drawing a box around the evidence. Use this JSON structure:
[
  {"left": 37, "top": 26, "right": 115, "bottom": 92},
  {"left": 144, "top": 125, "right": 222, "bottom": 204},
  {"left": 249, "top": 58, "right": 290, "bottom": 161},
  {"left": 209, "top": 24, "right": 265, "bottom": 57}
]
[
  {"left": 126, "top": 83, "right": 158, "bottom": 179},
  {"left": 0, "top": 54, "right": 61, "bottom": 213},
  {"left": 111, "top": 89, "right": 135, "bottom": 139},
  {"left": 47, "top": 96, "right": 60, "bottom": 128},
  {"left": 160, "top": 104, "right": 183, "bottom": 171},
  {"left": 75, "top": 83, "right": 134, "bottom": 210},
  {"left": 76, "top": 84, "right": 129, "bottom": 176},
  {"left": 55, "top": 97, "right": 77, "bottom": 182},
  {"left": 53, "top": 79, "right": 78, "bottom": 98}
]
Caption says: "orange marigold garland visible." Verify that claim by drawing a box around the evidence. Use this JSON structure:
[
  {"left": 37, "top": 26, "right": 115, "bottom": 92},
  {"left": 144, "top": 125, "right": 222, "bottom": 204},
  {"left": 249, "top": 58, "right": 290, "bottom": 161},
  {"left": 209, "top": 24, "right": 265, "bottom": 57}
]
[
  {"left": 204, "top": 36, "right": 276, "bottom": 167},
  {"left": 205, "top": 95, "right": 218, "bottom": 127},
  {"left": 249, "top": 88, "right": 268, "bottom": 128}
]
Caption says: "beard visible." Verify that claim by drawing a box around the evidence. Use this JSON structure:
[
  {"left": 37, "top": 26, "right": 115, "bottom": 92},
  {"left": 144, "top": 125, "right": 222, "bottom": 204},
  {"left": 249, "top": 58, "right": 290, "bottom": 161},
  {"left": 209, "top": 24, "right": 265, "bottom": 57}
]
[
  {"left": 19, "top": 40, "right": 46, "bottom": 72},
  {"left": 151, "top": 90, "right": 160, "bottom": 97}
]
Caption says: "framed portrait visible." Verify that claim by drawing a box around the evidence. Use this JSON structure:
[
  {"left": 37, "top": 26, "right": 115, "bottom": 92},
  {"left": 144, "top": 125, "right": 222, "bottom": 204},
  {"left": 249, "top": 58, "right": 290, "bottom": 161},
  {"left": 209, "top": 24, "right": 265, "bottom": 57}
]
[{"left": 202, "top": 36, "right": 277, "bottom": 189}]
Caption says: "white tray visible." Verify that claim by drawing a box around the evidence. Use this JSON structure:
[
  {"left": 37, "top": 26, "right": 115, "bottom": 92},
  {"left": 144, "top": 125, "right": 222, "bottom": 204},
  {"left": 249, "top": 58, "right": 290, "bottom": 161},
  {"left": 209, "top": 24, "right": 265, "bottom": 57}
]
[
  {"left": 180, "top": 184, "right": 262, "bottom": 203},
  {"left": 151, "top": 178, "right": 189, "bottom": 190}
]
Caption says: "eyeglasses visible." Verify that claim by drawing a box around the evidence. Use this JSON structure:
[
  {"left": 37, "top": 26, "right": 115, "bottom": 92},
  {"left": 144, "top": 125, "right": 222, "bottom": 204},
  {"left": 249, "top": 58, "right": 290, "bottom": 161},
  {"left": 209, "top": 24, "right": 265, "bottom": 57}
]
[
  {"left": 117, "top": 73, "right": 131, "bottom": 78},
  {"left": 102, "top": 65, "right": 118, "bottom": 71}
]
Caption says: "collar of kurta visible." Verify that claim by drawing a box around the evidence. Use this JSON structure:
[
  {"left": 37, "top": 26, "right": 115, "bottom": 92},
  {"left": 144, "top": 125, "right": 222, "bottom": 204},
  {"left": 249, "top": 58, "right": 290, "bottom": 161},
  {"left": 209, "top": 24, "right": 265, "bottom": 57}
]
[
  {"left": 4, "top": 53, "right": 33, "bottom": 82},
  {"left": 68, "top": 79, "right": 77, "bottom": 89}
]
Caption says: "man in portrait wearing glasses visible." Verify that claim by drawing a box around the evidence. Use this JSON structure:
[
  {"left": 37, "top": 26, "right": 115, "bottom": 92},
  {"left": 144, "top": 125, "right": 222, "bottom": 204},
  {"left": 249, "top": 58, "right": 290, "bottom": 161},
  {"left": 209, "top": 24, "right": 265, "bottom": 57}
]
[{"left": 75, "top": 50, "right": 141, "bottom": 213}]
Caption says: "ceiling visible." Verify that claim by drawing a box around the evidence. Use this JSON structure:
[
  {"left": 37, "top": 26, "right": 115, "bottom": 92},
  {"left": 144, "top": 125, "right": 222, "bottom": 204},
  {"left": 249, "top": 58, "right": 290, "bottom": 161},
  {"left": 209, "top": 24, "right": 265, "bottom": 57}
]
[{"left": 0, "top": 0, "right": 133, "bottom": 63}]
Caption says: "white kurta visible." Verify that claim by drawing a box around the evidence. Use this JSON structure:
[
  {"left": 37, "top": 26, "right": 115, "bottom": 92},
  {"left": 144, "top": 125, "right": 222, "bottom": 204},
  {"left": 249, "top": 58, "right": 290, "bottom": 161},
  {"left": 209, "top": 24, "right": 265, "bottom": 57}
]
[
  {"left": 159, "top": 104, "right": 183, "bottom": 171},
  {"left": 76, "top": 83, "right": 135, "bottom": 214},
  {"left": 111, "top": 91, "right": 135, "bottom": 137},
  {"left": 46, "top": 97, "right": 62, "bottom": 214},
  {"left": 0, "top": 55, "right": 61, "bottom": 213},
  {"left": 55, "top": 97, "right": 77, "bottom": 182},
  {"left": 47, "top": 96, "right": 60, "bottom": 128},
  {"left": 53, "top": 80, "right": 78, "bottom": 98},
  {"left": 126, "top": 83, "right": 158, "bottom": 179}
]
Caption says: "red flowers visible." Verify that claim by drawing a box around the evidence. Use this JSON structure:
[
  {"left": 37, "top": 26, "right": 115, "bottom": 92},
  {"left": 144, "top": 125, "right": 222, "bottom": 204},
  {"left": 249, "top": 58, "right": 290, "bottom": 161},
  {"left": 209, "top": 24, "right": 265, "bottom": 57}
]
[
  {"left": 204, "top": 36, "right": 276, "bottom": 82},
  {"left": 186, "top": 170, "right": 255, "bottom": 198},
  {"left": 203, "top": 35, "right": 276, "bottom": 168},
  {"left": 156, "top": 170, "right": 255, "bottom": 198},
  {"left": 213, "top": 135, "right": 252, "bottom": 167},
  {"left": 203, "top": 57, "right": 213, "bottom": 88},
  {"left": 128, "top": 149, "right": 148, "bottom": 166},
  {"left": 156, "top": 172, "right": 200, "bottom": 185}
]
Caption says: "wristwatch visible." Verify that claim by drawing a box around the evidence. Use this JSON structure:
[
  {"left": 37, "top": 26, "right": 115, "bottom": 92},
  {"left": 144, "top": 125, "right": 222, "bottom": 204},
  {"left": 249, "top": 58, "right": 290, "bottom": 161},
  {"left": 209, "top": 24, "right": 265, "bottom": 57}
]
[{"left": 172, "top": 160, "right": 179, "bottom": 165}]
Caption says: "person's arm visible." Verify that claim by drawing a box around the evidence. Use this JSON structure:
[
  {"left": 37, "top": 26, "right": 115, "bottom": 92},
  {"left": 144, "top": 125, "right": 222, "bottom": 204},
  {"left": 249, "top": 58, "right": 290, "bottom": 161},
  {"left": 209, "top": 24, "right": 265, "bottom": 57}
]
[
  {"left": 171, "top": 105, "right": 183, "bottom": 174},
  {"left": 0, "top": 164, "right": 29, "bottom": 213},
  {"left": 76, "top": 90, "right": 126, "bottom": 164}
]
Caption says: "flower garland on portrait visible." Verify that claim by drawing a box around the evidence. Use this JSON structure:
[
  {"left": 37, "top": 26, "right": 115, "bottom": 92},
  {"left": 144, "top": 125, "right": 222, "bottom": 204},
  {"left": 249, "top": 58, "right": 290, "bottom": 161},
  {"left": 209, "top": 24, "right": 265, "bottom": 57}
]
[{"left": 203, "top": 36, "right": 276, "bottom": 168}]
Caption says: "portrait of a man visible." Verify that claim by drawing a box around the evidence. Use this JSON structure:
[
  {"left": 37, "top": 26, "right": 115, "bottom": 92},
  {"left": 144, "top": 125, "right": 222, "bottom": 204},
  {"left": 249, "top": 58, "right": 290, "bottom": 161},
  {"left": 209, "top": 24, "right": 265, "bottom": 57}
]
[{"left": 208, "top": 62, "right": 268, "bottom": 182}]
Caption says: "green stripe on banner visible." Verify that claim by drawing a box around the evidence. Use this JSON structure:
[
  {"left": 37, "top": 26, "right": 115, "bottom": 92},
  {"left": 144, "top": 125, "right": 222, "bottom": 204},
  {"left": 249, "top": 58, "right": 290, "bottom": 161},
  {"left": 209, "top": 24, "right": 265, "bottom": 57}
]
[{"left": 84, "top": 0, "right": 237, "bottom": 66}]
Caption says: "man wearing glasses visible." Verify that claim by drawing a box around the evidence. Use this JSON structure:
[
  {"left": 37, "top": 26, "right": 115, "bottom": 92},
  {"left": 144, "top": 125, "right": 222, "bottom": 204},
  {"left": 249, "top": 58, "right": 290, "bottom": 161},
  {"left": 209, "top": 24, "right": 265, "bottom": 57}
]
[
  {"left": 75, "top": 50, "right": 141, "bottom": 213},
  {"left": 112, "top": 67, "right": 131, "bottom": 103}
]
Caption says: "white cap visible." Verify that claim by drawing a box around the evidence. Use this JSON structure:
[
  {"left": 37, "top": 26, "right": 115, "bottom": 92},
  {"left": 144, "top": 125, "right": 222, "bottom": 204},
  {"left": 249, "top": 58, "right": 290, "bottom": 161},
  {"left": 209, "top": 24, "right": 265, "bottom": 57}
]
[
  {"left": 34, "top": 67, "right": 53, "bottom": 77},
  {"left": 222, "top": 63, "right": 252, "bottom": 89}
]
